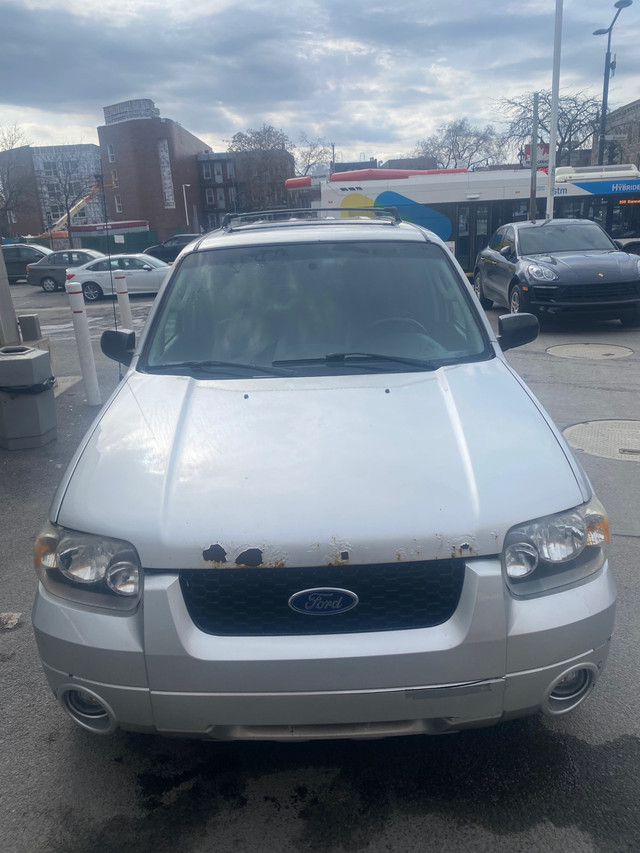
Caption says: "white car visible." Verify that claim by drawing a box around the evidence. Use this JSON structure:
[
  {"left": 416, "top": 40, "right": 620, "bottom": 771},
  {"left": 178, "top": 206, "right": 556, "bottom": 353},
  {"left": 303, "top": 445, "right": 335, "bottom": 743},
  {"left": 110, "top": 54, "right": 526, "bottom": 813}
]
[
  {"left": 33, "top": 210, "right": 615, "bottom": 740},
  {"left": 65, "top": 253, "right": 170, "bottom": 301}
]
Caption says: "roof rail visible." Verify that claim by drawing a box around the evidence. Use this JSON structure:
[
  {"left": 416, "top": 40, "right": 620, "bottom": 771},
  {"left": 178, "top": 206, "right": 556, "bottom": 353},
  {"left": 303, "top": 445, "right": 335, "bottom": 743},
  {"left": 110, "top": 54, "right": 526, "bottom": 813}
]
[{"left": 220, "top": 207, "right": 402, "bottom": 231}]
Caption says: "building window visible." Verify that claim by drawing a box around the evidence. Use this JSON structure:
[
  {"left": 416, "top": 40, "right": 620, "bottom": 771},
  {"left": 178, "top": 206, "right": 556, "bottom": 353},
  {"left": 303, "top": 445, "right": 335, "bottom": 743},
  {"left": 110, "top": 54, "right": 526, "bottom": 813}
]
[
  {"left": 215, "top": 163, "right": 223, "bottom": 182},
  {"left": 227, "top": 161, "right": 234, "bottom": 179},
  {"left": 46, "top": 183, "right": 58, "bottom": 195},
  {"left": 74, "top": 208, "right": 87, "bottom": 221},
  {"left": 43, "top": 162, "right": 55, "bottom": 178},
  {"left": 107, "top": 144, "right": 115, "bottom": 163},
  {"left": 205, "top": 188, "right": 215, "bottom": 205},
  {"left": 217, "top": 188, "right": 225, "bottom": 208},
  {"left": 111, "top": 169, "right": 119, "bottom": 188},
  {"left": 114, "top": 194, "right": 123, "bottom": 213},
  {"left": 202, "top": 163, "right": 212, "bottom": 180},
  {"left": 208, "top": 213, "right": 218, "bottom": 229},
  {"left": 49, "top": 203, "right": 64, "bottom": 221}
]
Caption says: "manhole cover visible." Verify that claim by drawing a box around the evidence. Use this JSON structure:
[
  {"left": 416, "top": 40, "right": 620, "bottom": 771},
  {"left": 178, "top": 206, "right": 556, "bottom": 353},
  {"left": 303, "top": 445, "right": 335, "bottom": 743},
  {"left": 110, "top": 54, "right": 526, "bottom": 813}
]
[
  {"left": 563, "top": 420, "right": 640, "bottom": 462},
  {"left": 547, "top": 343, "right": 633, "bottom": 360}
]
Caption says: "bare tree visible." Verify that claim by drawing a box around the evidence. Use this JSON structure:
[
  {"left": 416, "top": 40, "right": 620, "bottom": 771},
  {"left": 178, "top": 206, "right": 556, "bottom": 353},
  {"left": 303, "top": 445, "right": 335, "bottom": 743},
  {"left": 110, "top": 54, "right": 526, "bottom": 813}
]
[
  {"left": 0, "top": 124, "right": 35, "bottom": 237},
  {"left": 227, "top": 124, "right": 294, "bottom": 153},
  {"left": 295, "top": 132, "right": 331, "bottom": 177},
  {"left": 496, "top": 89, "right": 600, "bottom": 166},
  {"left": 226, "top": 124, "right": 295, "bottom": 211},
  {"left": 413, "top": 119, "right": 505, "bottom": 170},
  {"left": 41, "top": 151, "right": 95, "bottom": 247}
]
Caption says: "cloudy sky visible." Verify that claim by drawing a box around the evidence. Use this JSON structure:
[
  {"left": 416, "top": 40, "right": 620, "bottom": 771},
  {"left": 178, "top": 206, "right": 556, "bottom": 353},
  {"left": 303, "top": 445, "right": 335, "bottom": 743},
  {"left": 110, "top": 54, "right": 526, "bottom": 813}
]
[{"left": 1, "top": 0, "right": 639, "bottom": 163}]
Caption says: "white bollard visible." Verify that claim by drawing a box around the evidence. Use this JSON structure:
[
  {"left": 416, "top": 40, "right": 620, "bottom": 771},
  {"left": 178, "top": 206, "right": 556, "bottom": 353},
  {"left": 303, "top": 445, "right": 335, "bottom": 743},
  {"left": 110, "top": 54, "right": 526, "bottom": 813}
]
[
  {"left": 113, "top": 272, "right": 134, "bottom": 330},
  {"left": 65, "top": 282, "right": 101, "bottom": 406}
]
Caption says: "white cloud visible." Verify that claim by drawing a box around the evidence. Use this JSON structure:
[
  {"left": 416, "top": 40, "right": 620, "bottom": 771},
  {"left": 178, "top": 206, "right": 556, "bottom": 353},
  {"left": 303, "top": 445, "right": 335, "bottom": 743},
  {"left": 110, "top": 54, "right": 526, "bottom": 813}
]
[{"left": 1, "top": 0, "right": 639, "bottom": 162}]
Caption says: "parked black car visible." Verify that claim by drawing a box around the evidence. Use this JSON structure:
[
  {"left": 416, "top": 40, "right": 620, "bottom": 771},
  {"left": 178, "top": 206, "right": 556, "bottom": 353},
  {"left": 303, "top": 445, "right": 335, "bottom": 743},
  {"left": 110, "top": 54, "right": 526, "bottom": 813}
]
[
  {"left": 26, "top": 248, "right": 105, "bottom": 292},
  {"left": 143, "top": 234, "right": 200, "bottom": 263},
  {"left": 1, "top": 243, "right": 52, "bottom": 283},
  {"left": 473, "top": 219, "right": 640, "bottom": 327}
]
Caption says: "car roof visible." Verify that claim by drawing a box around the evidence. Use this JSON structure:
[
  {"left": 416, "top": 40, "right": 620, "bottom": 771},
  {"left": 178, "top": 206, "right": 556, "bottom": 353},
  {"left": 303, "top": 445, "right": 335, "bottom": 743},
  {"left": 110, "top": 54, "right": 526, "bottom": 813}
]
[
  {"left": 192, "top": 209, "right": 434, "bottom": 253},
  {"left": 509, "top": 219, "right": 601, "bottom": 231},
  {"left": 2, "top": 243, "right": 52, "bottom": 253}
]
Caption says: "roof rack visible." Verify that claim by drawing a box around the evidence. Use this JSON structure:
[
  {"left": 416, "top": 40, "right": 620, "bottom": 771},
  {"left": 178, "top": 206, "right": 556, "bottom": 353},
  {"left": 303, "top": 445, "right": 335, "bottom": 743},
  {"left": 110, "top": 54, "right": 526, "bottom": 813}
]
[{"left": 220, "top": 207, "right": 402, "bottom": 231}]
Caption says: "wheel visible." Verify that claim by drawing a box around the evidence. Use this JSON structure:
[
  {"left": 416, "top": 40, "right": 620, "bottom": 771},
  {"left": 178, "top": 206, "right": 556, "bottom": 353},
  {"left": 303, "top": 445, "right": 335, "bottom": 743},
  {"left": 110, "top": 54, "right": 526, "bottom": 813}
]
[
  {"left": 473, "top": 272, "right": 493, "bottom": 309},
  {"left": 41, "top": 276, "right": 58, "bottom": 293},
  {"left": 82, "top": 281, "right": 103, "bottom": 302},
  {"left": 509, "top": 283, "right": 526, "bottom": 314},
  {"left": 619, "top": 309, "right": 640, "bottom": 328},
  {"left": 367, "top": 317, "right": 429, "bottom": 335}
]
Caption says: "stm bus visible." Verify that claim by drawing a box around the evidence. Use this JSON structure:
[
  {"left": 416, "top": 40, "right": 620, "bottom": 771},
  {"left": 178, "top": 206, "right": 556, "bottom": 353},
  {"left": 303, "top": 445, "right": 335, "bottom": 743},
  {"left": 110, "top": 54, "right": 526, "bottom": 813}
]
[{"left": 285, "top": 165, "right": 640, "bottom": 274}]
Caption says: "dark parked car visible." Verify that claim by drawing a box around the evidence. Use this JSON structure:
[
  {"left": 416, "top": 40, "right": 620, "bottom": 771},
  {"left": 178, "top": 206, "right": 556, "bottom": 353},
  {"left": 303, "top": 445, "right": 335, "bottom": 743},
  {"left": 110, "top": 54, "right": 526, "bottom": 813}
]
[
  {"left": 1, "top": 243, "right": 52, "bottom": 283},
  {"left": 473, "top": 219, "right": 640, "bottom": 327},
  {"left": 143, "top": 234, "right": 200, "bottom": 263},
  {"left": 26, "top": 248, "right": 105, "bottom": 292}
]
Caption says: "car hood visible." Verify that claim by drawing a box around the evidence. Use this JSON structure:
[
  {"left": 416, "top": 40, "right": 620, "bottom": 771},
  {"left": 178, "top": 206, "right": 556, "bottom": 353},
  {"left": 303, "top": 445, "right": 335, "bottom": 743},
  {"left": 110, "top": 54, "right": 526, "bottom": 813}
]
[
  {"left": 55, "top": 361, "right": 587, "bottom": 569},
  {"left": 522, "top": 250, "right": 638, "bottom": 283}
]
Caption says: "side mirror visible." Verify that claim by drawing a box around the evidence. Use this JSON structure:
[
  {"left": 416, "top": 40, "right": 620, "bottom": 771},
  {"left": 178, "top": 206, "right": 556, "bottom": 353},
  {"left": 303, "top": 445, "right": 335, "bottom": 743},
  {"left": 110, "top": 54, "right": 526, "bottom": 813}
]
[
  {"left": 497, "top": 313, "right": 539, "bottom": 351},
  {"left": 142, "top": 264, "right": 152, "bottom": 271},
  {"left": 101, "top": 328, "right": 135, "bottom": 365},
  {"left": 500, "top": 245, "right": 513, "bottom": 259}
]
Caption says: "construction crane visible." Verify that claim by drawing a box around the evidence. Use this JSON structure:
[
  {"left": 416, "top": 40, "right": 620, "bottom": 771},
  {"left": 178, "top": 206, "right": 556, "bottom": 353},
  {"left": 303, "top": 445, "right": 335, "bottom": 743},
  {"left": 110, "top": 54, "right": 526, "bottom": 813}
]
[{"left": 46, "top": 184, "right": 101, "bottom": 237}]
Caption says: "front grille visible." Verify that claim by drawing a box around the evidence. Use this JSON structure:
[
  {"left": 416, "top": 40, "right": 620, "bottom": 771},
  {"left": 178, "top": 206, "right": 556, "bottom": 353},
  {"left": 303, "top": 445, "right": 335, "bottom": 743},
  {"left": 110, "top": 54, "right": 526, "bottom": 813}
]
[
  {"left": 179, "top": 560, "right": 466, "bottom": 636},
  {"left": 533, "top": 282, "right": 640, "bottom": 303}
]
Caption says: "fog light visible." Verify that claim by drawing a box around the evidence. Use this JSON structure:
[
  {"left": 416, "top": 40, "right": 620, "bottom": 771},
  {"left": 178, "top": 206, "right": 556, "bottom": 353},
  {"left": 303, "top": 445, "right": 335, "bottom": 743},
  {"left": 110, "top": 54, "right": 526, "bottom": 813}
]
[
  {"left": 545, "top": 665, "right": 597, "bottom": 716},
  {"left": 66, "top": 689, "right": 107, "bottom": 718},
  {"left": 59, "top": 685, "right": 117, "bottom": 734}
]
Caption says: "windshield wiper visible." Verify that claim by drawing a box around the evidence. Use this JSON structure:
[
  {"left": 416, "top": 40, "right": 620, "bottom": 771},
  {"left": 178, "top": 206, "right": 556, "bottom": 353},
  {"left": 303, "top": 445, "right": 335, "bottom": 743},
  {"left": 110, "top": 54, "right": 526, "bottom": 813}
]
[
  {"left": 273, "top": 352, "right": 439, "bottom": 370},
  {"left": 145, "top": 359, "right": 295, "bottom": 377}
]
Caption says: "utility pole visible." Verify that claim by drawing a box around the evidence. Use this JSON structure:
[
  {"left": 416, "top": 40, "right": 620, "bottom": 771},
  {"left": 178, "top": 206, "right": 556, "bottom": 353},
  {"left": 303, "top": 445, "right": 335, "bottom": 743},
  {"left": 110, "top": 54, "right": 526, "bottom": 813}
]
[{"left": 529, "top": 92, "right": 539, "bottom": 222}]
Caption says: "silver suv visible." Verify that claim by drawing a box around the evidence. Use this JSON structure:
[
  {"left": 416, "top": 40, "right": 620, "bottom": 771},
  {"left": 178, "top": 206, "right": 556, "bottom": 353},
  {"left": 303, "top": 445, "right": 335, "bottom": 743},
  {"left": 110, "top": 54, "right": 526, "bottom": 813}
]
[{"left": 33, "top": 209, "right": 615, "bottom": 739}]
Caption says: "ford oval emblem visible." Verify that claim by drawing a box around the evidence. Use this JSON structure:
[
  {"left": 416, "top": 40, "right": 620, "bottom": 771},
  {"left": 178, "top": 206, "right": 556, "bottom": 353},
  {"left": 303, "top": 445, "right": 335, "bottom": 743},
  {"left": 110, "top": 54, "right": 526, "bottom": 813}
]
[{"left": 288, "top": 587, "right": 359, "bottom": 615}]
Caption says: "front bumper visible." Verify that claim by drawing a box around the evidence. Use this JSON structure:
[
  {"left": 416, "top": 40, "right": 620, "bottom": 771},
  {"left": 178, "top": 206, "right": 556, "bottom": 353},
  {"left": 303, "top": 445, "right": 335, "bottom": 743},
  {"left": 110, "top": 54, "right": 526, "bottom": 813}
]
[{"left": 32, "top": 559, "right": 616, "bottom": 739}]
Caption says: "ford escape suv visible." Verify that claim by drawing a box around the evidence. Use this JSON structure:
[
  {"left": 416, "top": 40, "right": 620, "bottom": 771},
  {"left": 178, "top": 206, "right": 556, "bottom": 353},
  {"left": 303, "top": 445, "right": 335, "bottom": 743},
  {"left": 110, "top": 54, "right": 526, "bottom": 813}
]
[{"left": 33, "top": 208, "right": 615, "bottom": 739}]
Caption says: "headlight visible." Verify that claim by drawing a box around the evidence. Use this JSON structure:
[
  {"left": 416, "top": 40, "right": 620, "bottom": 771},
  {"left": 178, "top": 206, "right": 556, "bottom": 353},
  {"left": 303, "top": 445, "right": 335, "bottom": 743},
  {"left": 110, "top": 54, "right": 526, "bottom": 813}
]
[
  {"left": 527, "top": 263, "right": 558, "bottom": 282},
  {"left": 503, "top": 496, "right": 609, "bottom": 596},
  {"left": 35, "top": 522, "right": 142, "bottom": 610}
]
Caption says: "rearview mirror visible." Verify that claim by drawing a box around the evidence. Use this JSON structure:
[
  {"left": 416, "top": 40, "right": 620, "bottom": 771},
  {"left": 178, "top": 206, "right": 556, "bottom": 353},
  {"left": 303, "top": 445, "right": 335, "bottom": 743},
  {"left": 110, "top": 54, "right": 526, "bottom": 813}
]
[
  {"left": 497, "top": 313, "right": 538, "bottom": 351},
  {"left": 101, "top": 328, "right": 135, "bottom": 365}
]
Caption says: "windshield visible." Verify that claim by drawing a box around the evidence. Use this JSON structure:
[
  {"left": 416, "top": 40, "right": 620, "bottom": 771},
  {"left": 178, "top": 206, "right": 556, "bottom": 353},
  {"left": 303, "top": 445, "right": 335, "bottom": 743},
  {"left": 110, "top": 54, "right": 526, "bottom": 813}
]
[
  {"left": 518, "top": 222, "right": 616, "bottom": 255},
  {"left": 142, "top": 240, "right": 491, "bottom": 377}
]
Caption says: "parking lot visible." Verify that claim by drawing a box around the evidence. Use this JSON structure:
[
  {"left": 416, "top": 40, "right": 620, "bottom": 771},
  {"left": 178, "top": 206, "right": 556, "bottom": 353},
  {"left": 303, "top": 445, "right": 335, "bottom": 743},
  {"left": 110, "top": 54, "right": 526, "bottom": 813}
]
[{"left": 1, "top": 281, "right": 639, "bottom": 853}]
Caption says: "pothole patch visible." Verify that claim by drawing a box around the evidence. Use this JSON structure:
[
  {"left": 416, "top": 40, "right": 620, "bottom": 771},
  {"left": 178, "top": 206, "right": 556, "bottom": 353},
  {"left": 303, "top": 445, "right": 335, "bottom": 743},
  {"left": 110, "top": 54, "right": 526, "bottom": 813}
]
[
  {"left": 564, "top": 420, "right": 640, "bottom": 462},
  {"left": 547, "top": 343, "right": 633, "bottom": 360}
]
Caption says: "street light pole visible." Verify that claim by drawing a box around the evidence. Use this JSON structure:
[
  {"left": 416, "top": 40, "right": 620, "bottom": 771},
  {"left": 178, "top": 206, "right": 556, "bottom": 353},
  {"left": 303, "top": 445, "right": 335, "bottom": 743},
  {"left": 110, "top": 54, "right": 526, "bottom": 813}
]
[
  {"left": 182, "top": 183, "right": 191, "bottom": 228},
  {"left": 593, "top": 0, "right": 632, "bottom": 167}
]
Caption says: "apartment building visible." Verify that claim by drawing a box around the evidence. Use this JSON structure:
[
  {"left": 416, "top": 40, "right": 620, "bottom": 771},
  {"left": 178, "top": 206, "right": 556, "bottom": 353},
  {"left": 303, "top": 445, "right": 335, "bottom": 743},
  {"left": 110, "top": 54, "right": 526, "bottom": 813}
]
[
  {"left": 0, "top": 143, "right": 102, "bottom": 239},
  {"left": 97, "top": 100, "right": 209, "bottom": 240}
]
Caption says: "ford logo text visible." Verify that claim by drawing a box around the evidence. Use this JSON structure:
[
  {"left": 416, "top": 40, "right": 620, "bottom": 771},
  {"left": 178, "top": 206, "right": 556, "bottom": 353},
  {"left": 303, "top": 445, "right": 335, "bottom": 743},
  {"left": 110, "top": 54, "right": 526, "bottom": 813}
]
[{"left": 288, "top": 588, "right": 359, "bottom": 616}]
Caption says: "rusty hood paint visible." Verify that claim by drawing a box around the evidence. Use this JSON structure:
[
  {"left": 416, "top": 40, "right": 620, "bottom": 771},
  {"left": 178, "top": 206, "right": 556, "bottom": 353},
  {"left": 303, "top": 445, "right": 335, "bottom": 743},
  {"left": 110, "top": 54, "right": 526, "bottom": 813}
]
[{"left": 54, "top": 359, "right": 587, "bottom": 569}]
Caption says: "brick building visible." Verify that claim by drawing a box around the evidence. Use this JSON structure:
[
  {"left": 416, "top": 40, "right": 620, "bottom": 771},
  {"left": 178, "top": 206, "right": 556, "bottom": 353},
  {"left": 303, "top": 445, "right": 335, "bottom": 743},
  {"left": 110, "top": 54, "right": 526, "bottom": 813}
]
[{"left": 97, "top": 100, "right": 210, "bottom": 240}]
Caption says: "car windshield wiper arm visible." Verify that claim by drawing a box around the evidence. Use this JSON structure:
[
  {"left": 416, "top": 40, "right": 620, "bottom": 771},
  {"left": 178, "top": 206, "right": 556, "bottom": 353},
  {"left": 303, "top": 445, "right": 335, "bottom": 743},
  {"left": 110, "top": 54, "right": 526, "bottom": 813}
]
[
  {"left": 273, "top": 352, "right": 439, "bottom": 370},
  {"left": 145, "top": 359, "right": 295, "bottom": 377}
]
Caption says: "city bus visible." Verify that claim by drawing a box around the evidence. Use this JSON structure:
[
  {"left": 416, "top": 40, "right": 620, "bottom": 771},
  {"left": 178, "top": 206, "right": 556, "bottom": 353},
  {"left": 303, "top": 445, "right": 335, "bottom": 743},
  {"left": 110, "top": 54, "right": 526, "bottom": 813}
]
[{"left": 286, "top": 165, "right": 640, "bottom": 275}]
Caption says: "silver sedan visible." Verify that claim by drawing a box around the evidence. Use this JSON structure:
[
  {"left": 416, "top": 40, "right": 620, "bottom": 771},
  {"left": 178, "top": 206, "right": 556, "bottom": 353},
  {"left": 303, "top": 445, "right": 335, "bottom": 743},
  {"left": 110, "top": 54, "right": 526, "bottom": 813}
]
[{"left": 65, "top": 253, "right": 170, "bottom": 301}]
